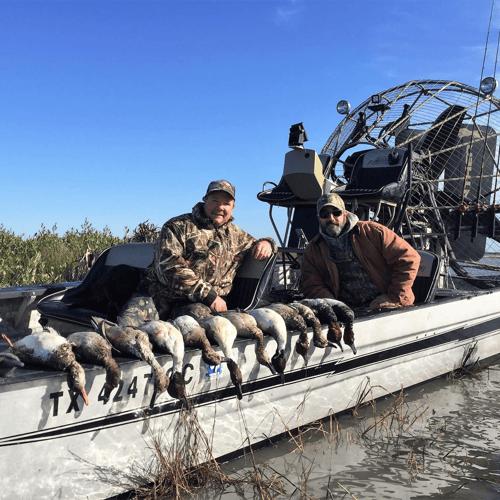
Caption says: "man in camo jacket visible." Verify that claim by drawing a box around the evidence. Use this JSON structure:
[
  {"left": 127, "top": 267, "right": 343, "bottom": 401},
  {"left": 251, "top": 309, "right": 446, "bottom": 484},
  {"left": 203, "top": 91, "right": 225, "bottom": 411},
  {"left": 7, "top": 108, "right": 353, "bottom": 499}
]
[{"left": 145, "top": 180, "right": 277, "bottom": 319}]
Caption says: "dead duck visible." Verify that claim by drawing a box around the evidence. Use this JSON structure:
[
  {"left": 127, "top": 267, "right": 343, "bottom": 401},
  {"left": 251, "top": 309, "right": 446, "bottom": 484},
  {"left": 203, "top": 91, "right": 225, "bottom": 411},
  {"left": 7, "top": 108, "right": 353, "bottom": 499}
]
[
  {"left": 321, "top": 298, "right": 357, "bottom": 354},
  {"left": 300, "top": 298, "right": 344, "bottom": 351},
  {"left": 220, "top": 311, "right": 276, "bottom": 375},
  {"left": 91, "top": 316, "right": 168, "bottom": 409},
  {"left": 173, "top": 315, "right": 222, "bottom": 366},
  {"left": 2, "top": 328, "right": 89, "bottom": 406},
  {"left": 248, "top": 308, "right": 287, "bottom": 383},
  {"left": 137, "top": 320, "right": 188, "bottom": 407},
  {"left": 196, "top": 316, "right": 243, "bottom": 400},
  {"left": 67, "top": 331, "right": 121, "bottom": 404},
  {"left": 173, "top": 302, "right": 212, "bottom": 321},
  {"left": 266, "top": 303, "right": 311, "bottom": 366},
  {"left": 289, "top": 301, "right": 331, "bottom": 349}
]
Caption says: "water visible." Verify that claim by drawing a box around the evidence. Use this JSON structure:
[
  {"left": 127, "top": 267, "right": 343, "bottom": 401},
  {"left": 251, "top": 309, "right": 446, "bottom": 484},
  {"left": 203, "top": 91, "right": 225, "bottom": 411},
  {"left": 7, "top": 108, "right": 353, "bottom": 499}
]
[{"left": 212, "top": 360, "right": 500, "bottom": 499}]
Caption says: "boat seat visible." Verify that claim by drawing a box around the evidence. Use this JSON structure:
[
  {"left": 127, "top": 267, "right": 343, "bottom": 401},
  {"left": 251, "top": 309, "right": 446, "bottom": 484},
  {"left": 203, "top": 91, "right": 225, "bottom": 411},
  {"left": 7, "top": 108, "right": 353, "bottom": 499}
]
[
  {"left": 37, "top": 243, "right": 155, "bottom": 328},
  {"left": 334, "top": 146, "right": 411, "bottom": 230},
  {"left": 226, "top": 253, "right": 277, "bottom": 311},
  {"left": 412, "top": 249, "right": 441, "bottom": 304},
  {"left": 37, "top": 242, "right": 277, "bottom": 328}
]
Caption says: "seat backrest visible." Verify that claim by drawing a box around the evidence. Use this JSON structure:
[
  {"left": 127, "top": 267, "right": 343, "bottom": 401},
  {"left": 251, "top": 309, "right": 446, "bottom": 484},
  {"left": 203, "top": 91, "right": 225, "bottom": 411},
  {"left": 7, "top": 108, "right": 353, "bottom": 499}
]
[
  {"left": 412, "top": 249, "right": 441, "bottom": 304},
  {"left": 225, "top": 253, "right": 277, "bottom": 311},
  {"left": 348, "top": 148, "right": 408, "bottom": 191},
  {"left": 63, "top": 242, "right": 154, "bottom": 301}
]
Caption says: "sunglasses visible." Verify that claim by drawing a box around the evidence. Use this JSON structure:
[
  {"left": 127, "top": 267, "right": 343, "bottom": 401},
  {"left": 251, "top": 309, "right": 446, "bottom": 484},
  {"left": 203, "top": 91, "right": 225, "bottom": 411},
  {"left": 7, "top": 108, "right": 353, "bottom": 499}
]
[{"left": 319, "top": 209, "right": 343, "bottom": 219}]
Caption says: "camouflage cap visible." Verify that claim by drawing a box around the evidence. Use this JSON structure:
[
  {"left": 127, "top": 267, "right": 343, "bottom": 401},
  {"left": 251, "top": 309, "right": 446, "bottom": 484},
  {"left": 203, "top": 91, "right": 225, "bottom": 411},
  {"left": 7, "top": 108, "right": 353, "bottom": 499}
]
[
  {"left": 205, "top": 180, "right": 236, "bottom": 200},
  {"left": 317, "top": 192, "right": 345, "bottom": 215}
]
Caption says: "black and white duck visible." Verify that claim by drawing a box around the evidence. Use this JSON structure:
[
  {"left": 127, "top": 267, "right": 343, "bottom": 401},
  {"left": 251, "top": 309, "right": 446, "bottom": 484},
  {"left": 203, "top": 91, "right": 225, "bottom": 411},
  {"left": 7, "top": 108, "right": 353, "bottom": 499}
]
[
  {"left": 91, "top": 316, "right": 168, "bottom": 408},
  {"left": 300, "top": 298, "right": 344, "bottom": 351},
  {"left": 67, "top": 331, "right": 121, "bottom": 404},
  {"left": 220, "top": 310, "right": 276, "bottom": 375},
  {"left": 2, "top": 328, "right": 89, "bottom": 406},
  {"left": 248, "top": 308, "right": 287, "bottom": 382},
  {"left": 173, "top": 315, "right": 223, "bottom": 366},
  {"left": 289, "top": 301, "right": 331, "bottom": 349},
  {"left": 266, "top": 303, "right": 311, "bottom": 366},
  {"left": 137, "top": 320, "right": 188, "bottom": 407}
]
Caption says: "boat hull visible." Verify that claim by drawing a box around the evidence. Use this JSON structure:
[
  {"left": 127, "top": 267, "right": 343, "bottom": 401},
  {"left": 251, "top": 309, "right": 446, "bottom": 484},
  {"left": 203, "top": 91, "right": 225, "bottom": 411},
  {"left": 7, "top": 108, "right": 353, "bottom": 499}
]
[{"left": 1, "top": 291, "right": 500, "bottom": 499}]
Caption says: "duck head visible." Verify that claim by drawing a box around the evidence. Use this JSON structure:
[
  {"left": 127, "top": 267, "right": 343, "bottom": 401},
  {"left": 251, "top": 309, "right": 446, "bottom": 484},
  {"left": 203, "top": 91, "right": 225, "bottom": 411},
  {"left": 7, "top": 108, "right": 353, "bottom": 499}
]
[
  {"left": 271, "top": 349, "right": 286, "bottom": 384},
  {"left": 67, "top": 362, "right": 89, "bottom": 406}
]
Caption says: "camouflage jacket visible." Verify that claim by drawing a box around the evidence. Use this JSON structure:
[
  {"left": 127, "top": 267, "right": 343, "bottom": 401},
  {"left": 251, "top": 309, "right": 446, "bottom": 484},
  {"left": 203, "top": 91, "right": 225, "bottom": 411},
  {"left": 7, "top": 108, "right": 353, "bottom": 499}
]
[{"left": 147, "top": 202, "right": 277, "bottom": 311}]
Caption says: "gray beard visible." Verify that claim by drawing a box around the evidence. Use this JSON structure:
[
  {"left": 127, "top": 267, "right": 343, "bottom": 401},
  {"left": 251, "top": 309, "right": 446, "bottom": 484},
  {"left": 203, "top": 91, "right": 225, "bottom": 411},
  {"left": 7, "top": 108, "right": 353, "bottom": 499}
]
[{"left": 321, "top": 221, "right": 345, "bottom": 238}]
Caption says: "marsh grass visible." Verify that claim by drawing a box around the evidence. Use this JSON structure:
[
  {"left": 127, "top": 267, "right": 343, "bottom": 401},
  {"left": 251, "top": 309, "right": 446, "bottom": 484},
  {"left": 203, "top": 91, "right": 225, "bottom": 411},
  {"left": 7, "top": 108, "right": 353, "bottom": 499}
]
[
  {"left": 117, "top": 364, "right": 500, "bottom": 499},
  {"left": 0, "top": 219, "right": 159, "bottom": 287},
  {"left": 125, "top": 406, "right": 285, "bottom": 500}
]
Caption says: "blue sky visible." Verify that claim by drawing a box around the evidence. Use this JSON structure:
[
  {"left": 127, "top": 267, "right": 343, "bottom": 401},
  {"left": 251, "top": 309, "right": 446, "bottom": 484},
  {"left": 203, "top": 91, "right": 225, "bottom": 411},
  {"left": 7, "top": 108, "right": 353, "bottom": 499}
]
[{"left": 1, "top": 0, "right": 498, "bottom": 241}]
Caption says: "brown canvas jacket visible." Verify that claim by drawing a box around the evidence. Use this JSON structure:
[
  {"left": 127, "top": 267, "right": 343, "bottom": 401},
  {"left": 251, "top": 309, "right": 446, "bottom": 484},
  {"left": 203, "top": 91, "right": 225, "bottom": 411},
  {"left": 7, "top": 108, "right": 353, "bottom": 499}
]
[
  {"left": 147, "top": 202, "right": 277, "bottom": 309},
  {"left": 301, "top": 221, "right": 420, "bottom": 306}
]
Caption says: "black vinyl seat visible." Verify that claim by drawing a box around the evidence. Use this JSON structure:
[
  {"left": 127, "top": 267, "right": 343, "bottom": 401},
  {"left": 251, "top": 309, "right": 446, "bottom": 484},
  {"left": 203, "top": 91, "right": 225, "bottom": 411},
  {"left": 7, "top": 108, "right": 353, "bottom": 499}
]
[
  {"left": 37, "top": 242, "right": 277, "bottom": 328},
  {"left": 334, "top": 146, "right": 412, "bottom": 230},
  {"left": 412, "top": 249, "right": 441, "bottom": 304}
]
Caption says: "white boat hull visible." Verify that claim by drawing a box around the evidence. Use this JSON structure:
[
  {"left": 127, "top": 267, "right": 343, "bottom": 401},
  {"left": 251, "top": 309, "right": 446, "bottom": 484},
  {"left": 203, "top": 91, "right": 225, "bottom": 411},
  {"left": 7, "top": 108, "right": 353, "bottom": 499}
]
[{"left": 2, "top": 290, "right": 500, "bottom": 499}]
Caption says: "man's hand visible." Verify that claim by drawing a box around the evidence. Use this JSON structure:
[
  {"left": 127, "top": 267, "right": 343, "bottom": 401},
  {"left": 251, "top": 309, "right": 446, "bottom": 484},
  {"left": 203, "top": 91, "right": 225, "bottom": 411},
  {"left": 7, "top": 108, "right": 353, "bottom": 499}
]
[
  {"left": 210, "top": 296, "right": 228, "bottom": 313},
  {"left": 369, "top": 294, "right": 402, "bottom": 309},
  {"left": 251, "top": 240, "right": 273, "bottom": 261}
]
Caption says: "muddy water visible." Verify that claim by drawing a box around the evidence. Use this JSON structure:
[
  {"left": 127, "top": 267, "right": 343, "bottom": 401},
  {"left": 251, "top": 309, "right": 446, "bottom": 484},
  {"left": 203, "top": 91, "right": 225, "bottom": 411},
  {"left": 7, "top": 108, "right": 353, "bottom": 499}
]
[{"left": 216, "top": 359, "right": 500, "bottom": 499}]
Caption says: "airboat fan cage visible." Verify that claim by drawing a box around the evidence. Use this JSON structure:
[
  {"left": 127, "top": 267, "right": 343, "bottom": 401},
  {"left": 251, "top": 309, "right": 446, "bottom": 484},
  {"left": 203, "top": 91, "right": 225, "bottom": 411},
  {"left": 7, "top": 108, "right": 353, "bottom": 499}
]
[{"left": 322, "top": 80, "right": 500, "bottom": 289}]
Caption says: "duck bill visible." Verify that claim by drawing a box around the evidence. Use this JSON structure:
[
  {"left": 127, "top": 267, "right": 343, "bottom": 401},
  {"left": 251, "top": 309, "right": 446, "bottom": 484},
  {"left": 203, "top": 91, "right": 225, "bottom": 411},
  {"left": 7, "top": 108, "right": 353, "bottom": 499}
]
[
  {"left": 301, "top": 354, "right": 310, "bottom": 367},
  {"left": 347, "top": 342, "right": 357, "bottom": 355},
  {"left": 235, "top": 383, "right": 243, "bottom": 400},
  {"left": 179, "top": 395, "right": 190, "bottom": 409},
  {"left": 328, "top": 340, "right": 343, "bottom": 351},
  {"left": 82, "top": 388, "right": 89, "bottom": 406},
  {"left": 266, "top": 362, "right": 277, "bottom": 375}
]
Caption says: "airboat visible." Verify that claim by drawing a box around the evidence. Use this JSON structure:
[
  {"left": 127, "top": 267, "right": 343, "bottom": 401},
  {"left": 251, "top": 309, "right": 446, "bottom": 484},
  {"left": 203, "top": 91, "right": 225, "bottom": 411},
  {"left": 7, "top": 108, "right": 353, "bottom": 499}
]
[{"left": 2, "top": 78, "right": 500, "bottom": 500}]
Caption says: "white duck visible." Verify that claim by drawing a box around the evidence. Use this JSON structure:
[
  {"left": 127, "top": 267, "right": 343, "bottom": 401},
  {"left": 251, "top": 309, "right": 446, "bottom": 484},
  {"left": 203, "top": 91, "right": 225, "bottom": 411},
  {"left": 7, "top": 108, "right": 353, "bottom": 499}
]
[
  {"left": 91, "top": 316, "right": 168, "bottom": 408},
  {"left": 248, "top": 308, "right": 287, "bottom": 383},
  {"left": 67, "top": 331, "right": 121, "bottom": 404},
  {"left": 197, "top": 315, "right": 243, "bottom": 400},
  {"left": 2, "top": 328, "right": 88, "bottom": 406},
  {"left": 220, "top": 311, "right": 276, "bottom": 375},
  {"left": 173, "top": 315, "right": 222, "bottom": 366},
  {"left": 137, "top": 320, "right": 188, "bottom": 407}
]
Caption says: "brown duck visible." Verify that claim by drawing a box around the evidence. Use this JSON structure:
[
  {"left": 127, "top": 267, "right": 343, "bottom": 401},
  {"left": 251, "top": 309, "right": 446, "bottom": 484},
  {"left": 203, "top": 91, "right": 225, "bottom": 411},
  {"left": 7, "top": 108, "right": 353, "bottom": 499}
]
[
  {"left": 91, "top": 316, "right": 168, "bottom": 408},
  {"left": 67, "top": 331, "right": 121, "bottom": 404}
]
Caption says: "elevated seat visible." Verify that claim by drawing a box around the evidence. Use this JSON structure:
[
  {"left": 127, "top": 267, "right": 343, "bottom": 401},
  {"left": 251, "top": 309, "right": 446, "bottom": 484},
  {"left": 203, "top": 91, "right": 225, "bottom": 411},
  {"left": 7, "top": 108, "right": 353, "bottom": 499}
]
[
  {"left": 335, "top": 146, "right": 412, "bottom": 230},
  {"left": 37, "top": 242, "right": 277, "bottom": 328}
]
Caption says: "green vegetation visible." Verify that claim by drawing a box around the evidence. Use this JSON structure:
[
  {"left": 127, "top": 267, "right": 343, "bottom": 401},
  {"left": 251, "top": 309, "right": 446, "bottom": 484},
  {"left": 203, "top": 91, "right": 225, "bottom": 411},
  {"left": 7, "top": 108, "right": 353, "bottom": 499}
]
[{"left": 0, "top": 219, "right": 159, "bottom": 287}]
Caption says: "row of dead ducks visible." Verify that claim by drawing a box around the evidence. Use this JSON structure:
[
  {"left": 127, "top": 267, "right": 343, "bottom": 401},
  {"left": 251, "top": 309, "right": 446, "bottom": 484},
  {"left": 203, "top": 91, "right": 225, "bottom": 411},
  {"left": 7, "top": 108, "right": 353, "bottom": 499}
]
[{"left": 0, "top": 298, "right": 355, "bottom": 410}]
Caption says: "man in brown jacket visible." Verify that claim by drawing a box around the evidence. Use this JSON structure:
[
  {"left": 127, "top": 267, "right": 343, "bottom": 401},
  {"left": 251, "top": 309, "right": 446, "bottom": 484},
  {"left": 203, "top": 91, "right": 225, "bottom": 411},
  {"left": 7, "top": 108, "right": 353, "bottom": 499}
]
[{"left": 301, "top": 193, "right": 420, "bottom": 309}]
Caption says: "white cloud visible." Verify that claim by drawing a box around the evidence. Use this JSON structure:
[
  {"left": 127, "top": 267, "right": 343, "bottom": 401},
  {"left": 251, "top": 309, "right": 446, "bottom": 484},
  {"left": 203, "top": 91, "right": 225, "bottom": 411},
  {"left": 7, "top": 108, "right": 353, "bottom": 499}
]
[{"left": 274, "top": 0, "right": 305, "bottom": 25}]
